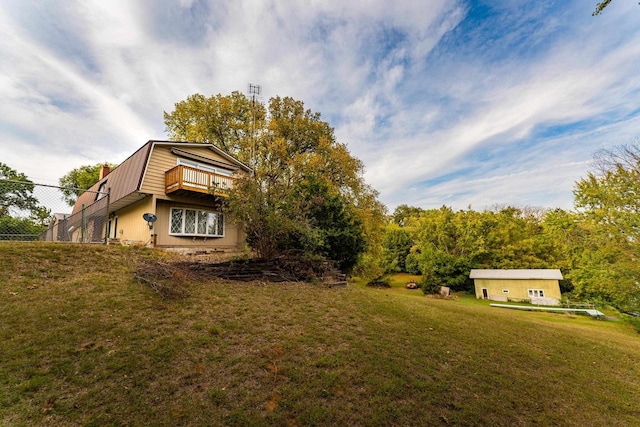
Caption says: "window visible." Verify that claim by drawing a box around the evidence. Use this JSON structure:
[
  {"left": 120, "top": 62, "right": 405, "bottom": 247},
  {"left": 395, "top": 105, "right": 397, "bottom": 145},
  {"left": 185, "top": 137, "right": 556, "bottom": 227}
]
[
  {"left": 528, "top": 289, "right": 545, "bottom": 298},
  {"left": 169, "top": 207, "right": 224, "bottom": 237},
  {"left": 96, "top": 181, "right": 108, "bottom": 200},
  {"left": 177, "top": 158, "right": 233, "bottom": 177}
]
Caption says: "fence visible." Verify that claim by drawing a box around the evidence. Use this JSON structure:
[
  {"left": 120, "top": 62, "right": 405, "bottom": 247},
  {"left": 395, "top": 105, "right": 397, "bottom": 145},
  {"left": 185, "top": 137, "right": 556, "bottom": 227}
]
[{"left": 0, "top": 179, "right": 109, "bottom": 243}]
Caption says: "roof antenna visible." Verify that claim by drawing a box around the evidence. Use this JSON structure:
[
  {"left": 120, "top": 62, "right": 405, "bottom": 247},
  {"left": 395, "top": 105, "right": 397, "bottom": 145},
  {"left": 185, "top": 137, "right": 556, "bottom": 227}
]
[
  {"left": 247, "top": 83, "right": 262, "bottom": 172},
  {"left": 248, "top": 83, "right": 261, "bottom": 104}
]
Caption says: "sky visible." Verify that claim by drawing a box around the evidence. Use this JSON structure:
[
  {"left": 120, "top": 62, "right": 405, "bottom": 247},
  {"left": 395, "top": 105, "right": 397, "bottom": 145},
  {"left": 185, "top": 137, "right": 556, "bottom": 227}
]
[{"left": 1, "top": 0, "right": 640, "bottom": 213}]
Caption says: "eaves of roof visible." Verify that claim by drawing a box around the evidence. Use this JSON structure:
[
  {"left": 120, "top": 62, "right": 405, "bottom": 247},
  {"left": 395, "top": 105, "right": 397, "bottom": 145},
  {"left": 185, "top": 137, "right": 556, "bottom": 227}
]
[{"left": 469, "top": 269, "right": 563, "bottom": 280}]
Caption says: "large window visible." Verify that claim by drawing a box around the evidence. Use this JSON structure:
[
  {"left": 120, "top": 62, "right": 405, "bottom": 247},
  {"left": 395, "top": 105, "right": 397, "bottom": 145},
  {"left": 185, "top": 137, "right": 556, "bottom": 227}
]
[{"left": 169, "top": 208, "right": 224, "bottom": 237}]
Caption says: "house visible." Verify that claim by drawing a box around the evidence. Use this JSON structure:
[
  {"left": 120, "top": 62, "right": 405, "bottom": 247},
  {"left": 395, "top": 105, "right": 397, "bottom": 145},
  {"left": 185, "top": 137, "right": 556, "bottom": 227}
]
[
  {"left": 70, "top": 140, "right": 251, "bottom": 250},
  {"left": 469, "top": 269, "right": 563, "bottom": 306},
  {"left": 43, "top": 213, "right": 71, "bottom": 242}
]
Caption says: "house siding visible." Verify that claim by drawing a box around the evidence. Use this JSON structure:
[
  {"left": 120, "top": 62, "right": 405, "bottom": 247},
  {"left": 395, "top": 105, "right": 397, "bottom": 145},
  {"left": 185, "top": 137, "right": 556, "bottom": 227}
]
[
  {"left": 474, "top": 278, "right": 562, "bottom": 302},
  {"left": 113, "top": 196, "right": 154, "bottom": 245},
  {"left": 140, "top": 144, "right": 237, "bottom": 196}
]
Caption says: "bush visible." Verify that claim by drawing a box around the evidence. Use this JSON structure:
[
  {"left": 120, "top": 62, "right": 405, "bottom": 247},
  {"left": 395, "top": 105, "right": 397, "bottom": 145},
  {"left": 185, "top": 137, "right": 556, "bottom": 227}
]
[
  {"left": 0, "top": 216, "right": 44, "bottom": 240},
  {"left": 420, "top": 270, "right": 441, "bottom": 295},
  {"left": 366, "top": 276, "right": 391, "bottom": 288}
]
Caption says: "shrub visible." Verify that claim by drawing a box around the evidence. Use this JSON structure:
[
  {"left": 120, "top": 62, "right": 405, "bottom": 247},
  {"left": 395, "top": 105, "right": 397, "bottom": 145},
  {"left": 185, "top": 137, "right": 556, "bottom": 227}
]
[{"left": 366, "top": 276, "right": 391, "bottom": 288}]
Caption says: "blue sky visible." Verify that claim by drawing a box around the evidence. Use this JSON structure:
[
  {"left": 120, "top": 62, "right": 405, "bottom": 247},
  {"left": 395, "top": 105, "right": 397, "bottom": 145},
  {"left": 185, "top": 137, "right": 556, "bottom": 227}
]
[{"left": 1, "top": 0, "right": 639, "bottom": 213}]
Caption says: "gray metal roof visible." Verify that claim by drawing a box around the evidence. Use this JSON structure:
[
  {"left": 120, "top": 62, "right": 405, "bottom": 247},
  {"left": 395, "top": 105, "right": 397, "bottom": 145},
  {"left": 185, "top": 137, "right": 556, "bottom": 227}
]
[{"left": 469, "top": 269, "right": 563, "bottom": 280}]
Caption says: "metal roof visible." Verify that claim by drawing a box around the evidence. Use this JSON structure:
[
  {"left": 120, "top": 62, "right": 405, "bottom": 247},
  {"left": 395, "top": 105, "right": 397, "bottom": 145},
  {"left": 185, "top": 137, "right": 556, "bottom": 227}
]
[
  {"left": 72, "top": 142, "right": 151, "bottom": 215},
  {"left": 469, "top": 269, "right": 563, "bottom": 280}
]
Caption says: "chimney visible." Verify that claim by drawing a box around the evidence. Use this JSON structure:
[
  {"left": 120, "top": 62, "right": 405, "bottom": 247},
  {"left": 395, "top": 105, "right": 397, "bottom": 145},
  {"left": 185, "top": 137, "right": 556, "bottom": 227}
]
[{"left": 99, "top": 164, "right": 110, "bottom": 180}]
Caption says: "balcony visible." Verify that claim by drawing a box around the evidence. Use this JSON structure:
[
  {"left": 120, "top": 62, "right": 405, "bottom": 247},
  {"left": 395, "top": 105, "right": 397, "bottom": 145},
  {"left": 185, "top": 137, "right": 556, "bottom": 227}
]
[{"left": 165, "top": 165, "right": 234, "bottom": 197}]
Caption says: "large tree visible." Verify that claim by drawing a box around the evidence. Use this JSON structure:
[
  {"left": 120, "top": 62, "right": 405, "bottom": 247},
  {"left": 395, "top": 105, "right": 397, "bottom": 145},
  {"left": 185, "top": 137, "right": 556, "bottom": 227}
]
[
  {"left": 164, "top": 91, "right": 262, "bottom": 163},
  {"left": 572, "top": 144, "right": 640, "bottom": 311},
  {"left": 165, "top": 92, "right": 385, "bottom": 272},
  {"left": 59, "top": 163, "right": 117, "bottom": 206}
]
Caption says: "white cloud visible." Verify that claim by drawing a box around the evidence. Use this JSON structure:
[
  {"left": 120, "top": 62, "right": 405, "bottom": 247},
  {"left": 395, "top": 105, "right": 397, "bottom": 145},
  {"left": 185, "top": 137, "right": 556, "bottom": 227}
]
[{"left": 0, "top": 0, "right": 639, "bottom": 214}]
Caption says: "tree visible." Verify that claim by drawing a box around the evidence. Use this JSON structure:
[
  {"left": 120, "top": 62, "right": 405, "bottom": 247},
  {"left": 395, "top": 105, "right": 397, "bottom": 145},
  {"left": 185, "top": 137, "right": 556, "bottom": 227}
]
[
  {"left": 541, "top": 208, "right": 579, "bottom": 293},
  {"left": 381, "top": 224, "right": 412, "bottom": 272},
  {"left": 571, "top": 144, "right": 640, "bottom": 311},
  {"left": 391, "top": 204, "right": 423, "bottom": 227},
  {"left": 164, "top": 91, "right": 263, "bottom": 162},
  {"left": 165, "top": 93, "right": 385, "bottom": 273},
  {"left": 0, "top": 163, "right": 50, "bottom": 240},
  {"left": 398, "top": 205, "right": 567, "bottom": 294},
  {"left": 59, "top": 163, "right": 117, "bottom": 206},
  {"left": 289, "top": 178, "right": 366, "bottom": 272},
  {"left": 0, "top": 163, "right": 40, "bottom": 217}
]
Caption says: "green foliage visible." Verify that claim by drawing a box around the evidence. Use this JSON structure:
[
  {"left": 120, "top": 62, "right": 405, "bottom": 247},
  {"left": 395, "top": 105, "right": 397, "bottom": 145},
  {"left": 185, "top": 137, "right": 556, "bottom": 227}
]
[
  {"left": 299, "top": 180, "right": 366, "bottom": 273},
  {"left": 626, "top": 316, "right": 640, "bottom": 334},
  {"left": 366, "top": 276, "right": 391, "bottom": 288},
  {"left": 420, "top": 250, "right": 474, "bottom": 293},
  {"left": 373, "top": 144, "right": 640, "bottom": 312},
  {"left": 383, "top": 204, "right": 570, "bottom": 293},
  {"left": 571, "top": 144, "right": 640, "bottom": 312},
  {"left": 165, "top": 93, "right": 385, "bottom": 272},
  {"left": 58, "top": 163, "right": 117, "bottom": 206},
  {"left": 269, "top": 178, "right": 366, "bottom": 273},
  {"left": 381, "top": 224, "right": 412, "bottom": 272},
  {"left": 164, "top": 91, "right": 262, "bottom": 161},
  {"left": 391, "top": 204, "right": 423, "bottom": 226},
  {"left": 0, "top": 216, "right": 43, "bottom": 240},
  {"left": 419, "top": 269, "right": 441, "bottom": 295},
  {"left": 0, "top": 163, "right": 39, "bottom": 217},
  {"left": 0, "top": 163, "right": 50, "bottom": 238},
  {"left": 404, "top": 251, "right": 422, "bottom": 275}
]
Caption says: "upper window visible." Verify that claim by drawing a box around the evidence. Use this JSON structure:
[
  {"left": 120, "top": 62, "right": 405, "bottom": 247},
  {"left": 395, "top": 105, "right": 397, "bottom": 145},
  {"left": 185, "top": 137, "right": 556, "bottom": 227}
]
[
  {"left": 169, "top": 207, "right": 224, "bottom": 237},
  {"left": 177, "top": 158, "right": 233, "bottom": 177},
  {"left": 96, "top": 181, "right": 108, "bottom": 200}
]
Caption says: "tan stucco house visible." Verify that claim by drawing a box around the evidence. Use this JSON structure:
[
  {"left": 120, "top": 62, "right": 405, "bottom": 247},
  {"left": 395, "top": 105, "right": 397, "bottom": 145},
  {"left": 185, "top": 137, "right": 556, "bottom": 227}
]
[
  {"left": 470, "top": 269, "right": 563, "bottom": 306},
  {"left": 70, "top": 140, "right": 251, "bottom": 250}
]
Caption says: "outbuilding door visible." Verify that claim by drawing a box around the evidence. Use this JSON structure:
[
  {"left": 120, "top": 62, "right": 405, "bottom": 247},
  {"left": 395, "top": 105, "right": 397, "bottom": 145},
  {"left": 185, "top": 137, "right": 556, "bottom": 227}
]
[{"left": 482, "top": 288, "right": 488, "bottom": 299}]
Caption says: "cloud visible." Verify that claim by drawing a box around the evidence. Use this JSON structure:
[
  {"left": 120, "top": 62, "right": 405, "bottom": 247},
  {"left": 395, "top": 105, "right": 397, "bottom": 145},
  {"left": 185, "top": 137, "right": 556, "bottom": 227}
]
[
  {"left": 336, "top": 1, "right": 640, "bottom": 210},
  {"left": 0, "top": 0, "right": 639, "bottom": 213}
]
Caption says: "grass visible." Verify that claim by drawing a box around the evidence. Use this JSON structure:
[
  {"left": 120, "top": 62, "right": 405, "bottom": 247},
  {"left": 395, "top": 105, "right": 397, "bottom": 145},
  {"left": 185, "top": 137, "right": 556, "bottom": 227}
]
[{"left": 1, "top": 243, "right": 640, "bottom": 426}]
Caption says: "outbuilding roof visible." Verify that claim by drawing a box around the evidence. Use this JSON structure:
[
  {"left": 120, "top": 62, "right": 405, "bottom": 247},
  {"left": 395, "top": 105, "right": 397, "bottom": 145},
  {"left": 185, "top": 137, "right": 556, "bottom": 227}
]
[{"left": 469, "top": 269, "right": 563, "bottom": 280}]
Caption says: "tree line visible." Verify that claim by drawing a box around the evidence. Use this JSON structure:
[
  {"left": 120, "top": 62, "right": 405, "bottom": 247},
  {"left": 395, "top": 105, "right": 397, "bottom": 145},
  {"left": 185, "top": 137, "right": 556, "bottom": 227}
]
[{"left": 381, "top": 144, "right": 640, "bottom": 312}]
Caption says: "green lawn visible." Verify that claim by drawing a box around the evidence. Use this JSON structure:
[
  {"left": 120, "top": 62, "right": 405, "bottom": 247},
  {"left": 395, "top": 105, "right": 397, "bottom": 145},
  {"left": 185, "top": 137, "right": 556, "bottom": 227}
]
[{"left": 1, "top": 243, "right": 639, "bottom": 426}]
